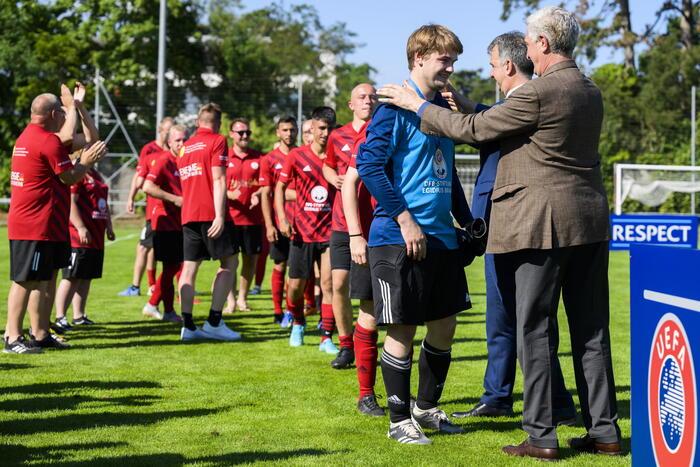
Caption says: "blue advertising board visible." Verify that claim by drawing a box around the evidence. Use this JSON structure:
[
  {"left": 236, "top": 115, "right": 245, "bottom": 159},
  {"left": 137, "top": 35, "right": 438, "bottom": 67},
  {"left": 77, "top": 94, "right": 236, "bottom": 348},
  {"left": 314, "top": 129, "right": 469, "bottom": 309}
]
[
  {"left": 631, "top": 245, "right": 700, "bottom": 466},
  {"left": 611, "top": 215, "right": 698, "bottom": 250}
]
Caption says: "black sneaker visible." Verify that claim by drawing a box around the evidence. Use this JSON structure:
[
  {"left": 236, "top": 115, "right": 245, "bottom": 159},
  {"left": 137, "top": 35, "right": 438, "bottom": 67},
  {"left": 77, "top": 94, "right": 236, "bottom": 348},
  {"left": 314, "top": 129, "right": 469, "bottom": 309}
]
[
  {"left": 72, "top": 315, "right": 95, "bottom": 326},
  {"left": 31, "top": 334, "right": 71, "bottom": 350},
  {"left": 273, "top": 314, "right": 283, "bottom": 325},
  {"left": 3, "top": 336, "right": 43, "bottom": 354},
  {"left": 331, "top": 347, "right": 355, "bottom": 369},
  {"left": 357, "top": 394, "right": 385, "bottom": 417},
  {"left": 52, "top": 317, "right": 73, "bottom": 334}
]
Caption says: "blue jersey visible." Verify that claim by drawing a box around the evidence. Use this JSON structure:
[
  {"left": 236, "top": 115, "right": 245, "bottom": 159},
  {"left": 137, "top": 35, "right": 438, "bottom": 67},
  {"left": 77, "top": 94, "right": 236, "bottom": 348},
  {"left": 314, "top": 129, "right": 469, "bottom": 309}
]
[{"left": 357, "top": 81, "right": 471, "bottom": 250}]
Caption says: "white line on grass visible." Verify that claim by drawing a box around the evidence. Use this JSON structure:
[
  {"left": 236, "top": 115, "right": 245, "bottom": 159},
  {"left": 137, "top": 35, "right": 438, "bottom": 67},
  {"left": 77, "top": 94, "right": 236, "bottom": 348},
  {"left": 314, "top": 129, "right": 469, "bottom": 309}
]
[
  {"left": 643, "top": 289, "right": 700, "bottom": 313},
  {"left": 106, "top": 233, "right": 137, "bottom": 247}
]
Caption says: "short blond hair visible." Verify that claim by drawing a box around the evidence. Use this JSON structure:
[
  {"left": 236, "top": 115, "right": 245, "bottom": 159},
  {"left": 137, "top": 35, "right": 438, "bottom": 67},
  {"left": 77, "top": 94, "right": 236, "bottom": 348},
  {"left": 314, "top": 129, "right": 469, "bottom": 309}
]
[
  {"left": 197, "top": 103, "right": 222, "bottom": 125},
  {"left": 406, "top": 24, "right": 463, "bottom": 70}
]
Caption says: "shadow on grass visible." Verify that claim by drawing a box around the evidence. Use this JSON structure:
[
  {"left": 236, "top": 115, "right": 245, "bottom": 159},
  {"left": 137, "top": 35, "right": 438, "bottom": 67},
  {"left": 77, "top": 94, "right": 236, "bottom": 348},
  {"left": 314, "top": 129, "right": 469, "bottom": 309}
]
[
  {"left": 3, "top": 380, "right": 162, "bottom": 395},
  {"left": 18, "top": 448, "right": 343, "bottom": 467},
  {"left": 0, "top": 363, "right": 34, "bottom": 371},
  {"left": 0, "top": 394, "right": 160, "bottom": 413},
  {"left": 2, "top": 441, "right": 128, "bottom": 466},
  {"left": 0, "top": 407, "right": 222, "bottom": 435}
]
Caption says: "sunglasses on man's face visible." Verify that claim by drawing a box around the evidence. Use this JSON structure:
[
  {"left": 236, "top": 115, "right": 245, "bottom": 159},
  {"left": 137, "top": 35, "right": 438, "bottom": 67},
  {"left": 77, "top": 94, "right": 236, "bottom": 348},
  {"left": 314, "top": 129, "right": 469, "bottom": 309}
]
[{"left": 233, "top": 130, "right": 252, "bottom": 137}]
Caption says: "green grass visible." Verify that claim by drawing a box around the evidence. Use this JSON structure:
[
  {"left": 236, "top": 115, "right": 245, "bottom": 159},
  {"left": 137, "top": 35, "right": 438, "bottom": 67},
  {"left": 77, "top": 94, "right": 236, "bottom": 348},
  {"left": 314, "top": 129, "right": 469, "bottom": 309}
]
[{"left": 0, "top": 225, "right": 631, "bottom": 466}]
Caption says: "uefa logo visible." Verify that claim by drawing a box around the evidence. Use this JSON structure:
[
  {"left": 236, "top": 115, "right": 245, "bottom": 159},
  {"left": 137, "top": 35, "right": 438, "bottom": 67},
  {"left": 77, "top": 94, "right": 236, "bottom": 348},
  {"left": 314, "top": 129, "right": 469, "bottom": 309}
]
[{"left": 648, "top": 313, "right": 697, "bottom": 466}]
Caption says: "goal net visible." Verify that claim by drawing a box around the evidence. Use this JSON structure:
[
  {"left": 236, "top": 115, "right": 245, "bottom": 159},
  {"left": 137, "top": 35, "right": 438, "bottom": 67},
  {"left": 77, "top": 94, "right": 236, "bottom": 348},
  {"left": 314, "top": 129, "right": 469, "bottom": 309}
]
[{"left": 614, "top": 164, "right": 700, "bottom": 215}]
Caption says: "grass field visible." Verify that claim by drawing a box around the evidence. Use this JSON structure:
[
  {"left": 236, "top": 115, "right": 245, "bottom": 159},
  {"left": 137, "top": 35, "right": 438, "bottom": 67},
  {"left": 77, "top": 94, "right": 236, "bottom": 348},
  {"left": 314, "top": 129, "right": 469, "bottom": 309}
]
[{"left": 0, "top": 225, "right": 632, "bottom": 466}]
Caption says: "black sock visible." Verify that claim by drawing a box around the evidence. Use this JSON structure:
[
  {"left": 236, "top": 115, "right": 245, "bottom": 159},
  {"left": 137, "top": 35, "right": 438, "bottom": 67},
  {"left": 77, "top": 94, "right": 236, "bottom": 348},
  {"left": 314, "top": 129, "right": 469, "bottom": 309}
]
[
  {"left": 381, "top": 350, "right": 412, "bottom": 423},
  {"left": 416, "top": 340, "right": 452, "bottom": 410},
  {"left": 182, "top": 313, "right": 196, "bottom": 331},
  {"left": 207, "top": 309, "right": 222, "bottom": 327},
  {"left": 132, "top": 284, "right": 140, "bottom": 289}
]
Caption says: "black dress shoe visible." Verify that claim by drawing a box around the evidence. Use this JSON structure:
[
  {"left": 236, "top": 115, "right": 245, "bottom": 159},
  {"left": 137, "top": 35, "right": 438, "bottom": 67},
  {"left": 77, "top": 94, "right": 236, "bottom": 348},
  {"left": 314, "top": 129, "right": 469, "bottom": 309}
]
[
  {"left": 452, "top": 402, "right": 514, "bottom": 418},
  {"left": 502, "top": 439, "right": 559, "bottom": 461},
  {"left": 568, "top": 434, "right": 623, "bottom": 456}
]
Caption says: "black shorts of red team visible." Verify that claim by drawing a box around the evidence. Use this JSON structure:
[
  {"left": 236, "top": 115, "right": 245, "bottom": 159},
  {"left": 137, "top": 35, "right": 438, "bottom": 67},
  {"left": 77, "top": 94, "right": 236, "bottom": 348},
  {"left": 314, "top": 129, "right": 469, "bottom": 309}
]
[
  {"left": 288, "top": 240, "right": 328, "bottom": 279},
  {"left": 269, "top": 235, "right": 290, "bottom": 264},
  {"left": 145, "top": 149, "right": 184, "bottom": 263},
  {"left": 328, "top": 229, "right": 374, "bottom": 300},
  {"left": 63, "top": 248, "right": 105, "bottom": 279},
  {"left": 183, "top": 221, "right": 235, "bottom": 261},
  {"left": 10, "top": 240, "right": 71, "bottom": 282},
  {"left": 139, "top": 220, "right": 155, "bottom": 248},
  {"left": 230, "top": 225, "right": 263, "bottom": 256},
  {"left": 369, "top": 245, "right": 470, "bottom": 326}
]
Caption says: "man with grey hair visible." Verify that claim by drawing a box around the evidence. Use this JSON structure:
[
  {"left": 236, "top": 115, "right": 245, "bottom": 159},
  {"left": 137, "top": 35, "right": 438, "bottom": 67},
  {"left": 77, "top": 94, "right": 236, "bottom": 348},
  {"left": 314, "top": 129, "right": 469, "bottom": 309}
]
[
  {"left": 378, "top": 5, "right": 621, "bottom": 460},
  {"left": 448, "top": 32, "right": 576, "bottom": 427},
  {"left": 6, "top": 89, "right": 106, "bottom": 353}
]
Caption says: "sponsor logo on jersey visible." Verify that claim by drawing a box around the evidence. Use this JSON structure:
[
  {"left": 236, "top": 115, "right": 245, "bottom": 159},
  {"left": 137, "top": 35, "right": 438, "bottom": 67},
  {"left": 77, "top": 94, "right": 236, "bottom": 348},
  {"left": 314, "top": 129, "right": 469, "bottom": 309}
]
[
  {"left": 433, "top": 148, "right": 447, "bottom": 180},
  {"left": 649, "top": 313, "right": 697, "bottom": 466},
  {"left": 251, "top": 161, "right": 259, "bottom": 170},
  {"left": 179, "top": 162, "right": 204, "bottom": 181},
  {"left": 304, "top": 185, "right": 330, "bottom": 212},
  {"left": 10, "top": 171, "right": 24, "bottom": 187}
]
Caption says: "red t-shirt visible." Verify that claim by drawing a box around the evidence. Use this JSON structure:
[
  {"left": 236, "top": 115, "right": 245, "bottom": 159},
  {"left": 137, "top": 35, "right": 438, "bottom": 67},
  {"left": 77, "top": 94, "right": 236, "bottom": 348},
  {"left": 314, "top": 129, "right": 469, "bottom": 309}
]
[
  {"left": 279, "top": 145, "right": 335, "bottom": 243},
  {"left": 226, "top": 148, "right": 263, "bottom": 226},
  {"left": 69, "top": 169, "right": 109, "bottom": 250},
  {"left": 348, "top": 121, "right": 375, "bottom": 240},
  {"left": 259, "top": 147, "right": 296, "bottom": 226},
  {"left": 146, "top": 150, "right": 182, "bottom": 232},
  {"left": 325, "top": 122, "right": 359, "bottom": 232},
  {"left": 137, "top": 141, "right": 162, "bottom": 222},
  {"left": 178, "top": 127, "right": 228, "bottom": 225},
  {"left": 8, "top": 124, "right": 73, "bottom": 241}
]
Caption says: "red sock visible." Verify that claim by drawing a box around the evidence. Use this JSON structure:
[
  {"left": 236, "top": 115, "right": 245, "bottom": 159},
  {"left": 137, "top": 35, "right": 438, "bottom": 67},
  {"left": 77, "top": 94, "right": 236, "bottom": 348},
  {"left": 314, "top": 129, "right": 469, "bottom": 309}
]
[
  {"left": 159, "top": 262, "right": 180, "bottom": 312},
  {"left": 339, "top": 334, "right": 354, "bottom": 350},
  {"left": 304, "top": 277, "right": 315, "bottom": 308},
  {"left": 354, "top": 323, "right": 379, "bottom": 397},
  {"left": 147, "top": 268, "right": 157, "bottom": 287},
  {"left": 255, "top": 238, "right": 269, "bottom": 286},
  {"left": 148, "top": 277, "right": 162, "bottom": 307},
  {"left": 286, "top": 294, "right": 305, "bottom": 325},
  {"left": 320, "top": 303, "right": 335, "bottom": 341},
  {"left": 271, "top": 268, "right": 284, "bottom": 315}
]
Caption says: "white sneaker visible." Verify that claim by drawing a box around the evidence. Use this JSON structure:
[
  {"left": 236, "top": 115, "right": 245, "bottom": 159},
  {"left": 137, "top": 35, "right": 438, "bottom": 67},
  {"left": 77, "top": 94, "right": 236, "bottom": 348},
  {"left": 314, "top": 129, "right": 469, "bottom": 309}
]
[
  {"left": 142, "top": 303, "right": 162, "bottom": 320},
  {"left": 180, "top": 326, "right": 208, "bottom": 341},
  {"left": 201, "top": 320, "right": 242, "bottom": 341}
]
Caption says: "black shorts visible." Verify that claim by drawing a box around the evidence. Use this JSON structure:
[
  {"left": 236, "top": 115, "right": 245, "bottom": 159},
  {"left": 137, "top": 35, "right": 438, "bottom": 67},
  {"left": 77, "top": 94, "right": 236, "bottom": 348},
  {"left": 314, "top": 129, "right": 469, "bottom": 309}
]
[
  {"left": 350, "top": 261, "right": 373, "bottom": 301},
  {"left": 153, "top": 230, "right": 184, "bottom": 264},
  {"left": 231, "top": 225, "right": 263, "bottom": 256},
  {"left": 288, "top": 240, "right": 329, "bottom": 279},
  {"left": 62, "top": 248, "right": 105, "bottom": 280},
  {"left": 270, "top": 235, "right": 290, "bottom": 264},
  {"left": 330, "top": 231, "right": 351, "bottom": 271},
  {"left": 183, "top": 221, "right": 236, "bottom": 261},
  {"left": 9, "top": 240, "right": 71, "bottom": 282},
  {"left": 139, "top": 220, "right": 154, "bottom": 248},
  {"left": 369, "top": 245, "right": 471, "bottom": 326}
]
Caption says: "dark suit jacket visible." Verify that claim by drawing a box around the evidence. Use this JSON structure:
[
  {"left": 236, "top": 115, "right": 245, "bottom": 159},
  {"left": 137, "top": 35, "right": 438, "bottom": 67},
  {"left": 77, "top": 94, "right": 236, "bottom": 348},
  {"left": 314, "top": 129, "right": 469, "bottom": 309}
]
[
  {"left": 471, "top": 103, "right": 500, "bottom": 221},
  {"left": 421, "top": 60, "right": 609, "bottom": 254}
]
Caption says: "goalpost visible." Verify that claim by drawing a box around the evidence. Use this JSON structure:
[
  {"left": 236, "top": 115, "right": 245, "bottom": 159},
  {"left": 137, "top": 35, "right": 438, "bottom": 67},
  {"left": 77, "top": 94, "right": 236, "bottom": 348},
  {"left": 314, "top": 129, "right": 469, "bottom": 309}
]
[{"left": 613, "top": 163, "right": 700, "bottom": 215}]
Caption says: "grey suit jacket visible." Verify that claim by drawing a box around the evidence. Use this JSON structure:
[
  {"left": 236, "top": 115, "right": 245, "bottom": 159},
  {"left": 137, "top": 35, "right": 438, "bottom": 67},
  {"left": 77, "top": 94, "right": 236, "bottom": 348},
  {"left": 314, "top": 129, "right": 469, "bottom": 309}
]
[{"left": 421, "top": 60, "right": 609, "bottom": 254}]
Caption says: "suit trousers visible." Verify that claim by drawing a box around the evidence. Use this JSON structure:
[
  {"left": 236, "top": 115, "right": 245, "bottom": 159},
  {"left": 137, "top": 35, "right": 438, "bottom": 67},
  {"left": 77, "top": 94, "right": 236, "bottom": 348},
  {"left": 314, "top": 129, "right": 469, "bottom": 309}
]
[
  {"left": 494, "top": 242, "right": 620, "bottom": 448},
  {"left": 482, "top": 253, "right": 575, "bottom": 415}
]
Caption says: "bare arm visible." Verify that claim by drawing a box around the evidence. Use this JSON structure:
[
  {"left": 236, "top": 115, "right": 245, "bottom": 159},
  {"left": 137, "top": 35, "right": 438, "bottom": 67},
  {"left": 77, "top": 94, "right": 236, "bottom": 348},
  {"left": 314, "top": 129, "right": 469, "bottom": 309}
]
[
  {"left": 274, "top": 180, "right": 292, "bottom": 238},
  {"left": 106, "top": 201, "right": 115, "bottom": 241},
  {"left": 322, "top": 165, "right": 343, "bottom": 190},
  {"left": 143, "top": 179, "right": 182, "bottom": 207},
  {"left": 260, "top": 186, "right": 278, "bottom": 242},
  {"left": 58, "top": 141, "right": 107, "bottom": 185},
  {"left": 69, "top": 192, "right": 90, "bottom": 246},
  {"left": 126, "top": 173, "right": 146, "bottom": 213},
  {"left": 342, "top": 167, "right": 368, "bottom": 265},
  {"left": 72, "top": 82, "right": 99, "bottom": 150},
  {"left": 56, "top": 84, "right": 77, "bottom": 147},
  {"left": 285, "top": 188, "right": 296, "bottom": 201},
  {"left": 207, "top": 165, "right": 227, "bottom": 239}
]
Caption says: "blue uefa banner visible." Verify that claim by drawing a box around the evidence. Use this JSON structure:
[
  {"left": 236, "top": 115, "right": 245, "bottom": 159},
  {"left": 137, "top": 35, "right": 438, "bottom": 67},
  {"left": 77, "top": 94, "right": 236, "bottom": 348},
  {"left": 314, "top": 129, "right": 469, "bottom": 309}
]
[
  {"left": 611, "top": 215, "right": 698, "bottom": 250},
  {"left": 631, "top": 245, "right": 700, "bottom": 466}
]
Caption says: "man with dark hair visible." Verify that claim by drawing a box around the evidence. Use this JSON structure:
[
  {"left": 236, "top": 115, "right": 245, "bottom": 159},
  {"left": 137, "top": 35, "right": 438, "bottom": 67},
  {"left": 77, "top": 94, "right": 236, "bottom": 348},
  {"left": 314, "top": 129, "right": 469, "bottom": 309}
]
[
  {"left": 177, "top": 103, "right": 241, "bottom": 342},
  {"left": 450, "top": 32, "right": 575, "bottom": 425},
  {"left": 274, "top": 106, "right": 337, "bottom": 351},
  {"left": 260, "top": 116, "right": 298, "bottom": 324},
  {"left": 357, "top": 24, "right": 473, "bottom": 444},
  {"left": 223, "top": 117, "right": 264, "bottom": 313},
  {"left": 120, "top": 117, "right": 173, "bottom": 299}
]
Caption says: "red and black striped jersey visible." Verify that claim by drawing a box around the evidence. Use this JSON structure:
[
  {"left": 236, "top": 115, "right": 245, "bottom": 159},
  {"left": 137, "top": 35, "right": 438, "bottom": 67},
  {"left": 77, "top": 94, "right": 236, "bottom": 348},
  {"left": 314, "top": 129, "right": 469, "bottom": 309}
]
[
  {"left": 325, "top": 122, "right": 359, "bottom": 232},
  {"left": 279, "top": 145, "right": 335, "bottom": 243},
  {"left": 259, "top": 147, "right": 295, "bottom": 226},
  {"left": 69, "top": 169, "right": 109, "bottom": 250}
]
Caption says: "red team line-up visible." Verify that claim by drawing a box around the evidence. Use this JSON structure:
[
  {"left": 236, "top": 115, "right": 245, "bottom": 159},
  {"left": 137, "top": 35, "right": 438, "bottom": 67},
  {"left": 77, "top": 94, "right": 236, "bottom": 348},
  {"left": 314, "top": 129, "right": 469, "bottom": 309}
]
[{"left": 5, "top": 81, "right": 385, "bottom": 417}]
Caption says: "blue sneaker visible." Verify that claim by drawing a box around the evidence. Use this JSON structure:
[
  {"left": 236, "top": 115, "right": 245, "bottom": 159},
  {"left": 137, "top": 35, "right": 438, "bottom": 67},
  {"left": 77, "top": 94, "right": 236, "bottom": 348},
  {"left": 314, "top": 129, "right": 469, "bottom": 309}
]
[
  {"left": 118, "top": 285, "right": 140, "bottom": 297},
  {"left": 319, "top": 339, "right": 339, "bottom": 355},
  {"left": 280, "top": 311, "right": 294, "bottom": 329},
  {"left": 289, "top": 324, "right": 305, "bottom": 347},
  {"left": 249, "top": 285, "right": 262, "bottom": 295}
]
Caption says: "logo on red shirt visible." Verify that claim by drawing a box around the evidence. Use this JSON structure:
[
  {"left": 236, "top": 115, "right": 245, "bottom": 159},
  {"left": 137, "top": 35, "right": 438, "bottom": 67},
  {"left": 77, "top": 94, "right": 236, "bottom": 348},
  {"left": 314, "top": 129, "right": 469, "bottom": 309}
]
[
  {"left": 179, "top": 162, "right": 203, "bottom": 181},
  {"left": 11, "top": 171, "right": 24, "bottom": 187}
]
